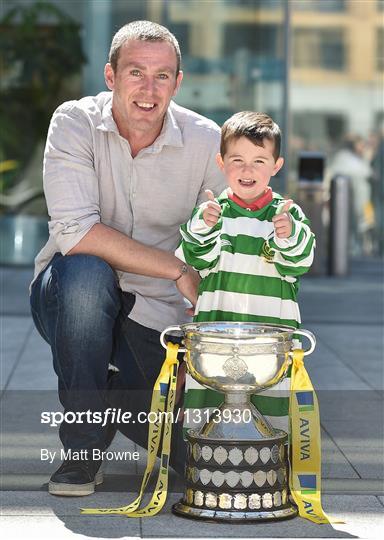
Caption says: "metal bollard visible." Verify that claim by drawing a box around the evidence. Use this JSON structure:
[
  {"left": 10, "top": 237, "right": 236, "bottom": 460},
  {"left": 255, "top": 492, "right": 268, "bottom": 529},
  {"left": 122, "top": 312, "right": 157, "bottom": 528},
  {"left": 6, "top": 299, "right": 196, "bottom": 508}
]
[
  {"left": 329, "top": 175, "right": 350, "bottom": 276},
  {"left": 296, "top": 152, "right": 326, "bottom": 275}
]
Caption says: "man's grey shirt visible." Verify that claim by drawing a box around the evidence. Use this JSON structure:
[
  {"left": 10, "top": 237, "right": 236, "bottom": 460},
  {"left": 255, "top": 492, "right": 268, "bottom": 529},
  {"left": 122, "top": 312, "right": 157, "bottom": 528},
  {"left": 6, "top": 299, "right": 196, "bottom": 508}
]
[{"left": 34, "top": 92, "right": 225, "bottom": 332}]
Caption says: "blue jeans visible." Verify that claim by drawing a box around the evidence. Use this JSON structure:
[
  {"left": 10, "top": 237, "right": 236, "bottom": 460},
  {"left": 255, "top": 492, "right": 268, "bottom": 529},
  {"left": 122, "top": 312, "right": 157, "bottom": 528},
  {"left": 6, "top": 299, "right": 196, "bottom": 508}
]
[{"left": 30, "top": 253, "right": 186, "bottom": 474}]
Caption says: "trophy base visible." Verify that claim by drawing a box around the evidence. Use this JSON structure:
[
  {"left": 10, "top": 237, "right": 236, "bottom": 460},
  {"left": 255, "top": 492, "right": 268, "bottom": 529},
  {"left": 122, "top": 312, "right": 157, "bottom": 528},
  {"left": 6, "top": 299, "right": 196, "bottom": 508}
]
[
  {"left": 172, "top": 500, "right": 297, "bottom": 523},
  {"left": 173, "top": 430, "right": 296, "bottom": 523}
]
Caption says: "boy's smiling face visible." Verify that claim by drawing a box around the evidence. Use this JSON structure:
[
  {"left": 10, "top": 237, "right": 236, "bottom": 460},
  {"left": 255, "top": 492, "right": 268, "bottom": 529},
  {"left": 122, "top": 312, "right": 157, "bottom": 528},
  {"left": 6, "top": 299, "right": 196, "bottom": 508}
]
[{"left": 216, "top": 136, "right": 284, "bottom": 204}]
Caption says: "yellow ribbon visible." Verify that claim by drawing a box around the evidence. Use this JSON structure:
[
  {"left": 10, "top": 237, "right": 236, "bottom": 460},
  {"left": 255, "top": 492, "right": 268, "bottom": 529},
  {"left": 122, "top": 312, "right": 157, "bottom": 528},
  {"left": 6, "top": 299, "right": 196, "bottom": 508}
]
[
  {"left": 0, "top": 159, "right": 18, "bottom": 174},
  {"left": 289, "top": 349, "right": 342, "bottom": 524},
  {"left": 81, "top": 343, "right": 342, "bottom": 523},
  {"left": 81, "top": 342, "right": 179, "bottom": 517}
]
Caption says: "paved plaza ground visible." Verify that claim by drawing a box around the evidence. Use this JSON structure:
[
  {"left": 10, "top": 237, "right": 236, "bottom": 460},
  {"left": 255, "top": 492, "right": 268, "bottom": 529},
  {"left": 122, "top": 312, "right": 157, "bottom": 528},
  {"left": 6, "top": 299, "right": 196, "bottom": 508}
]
[{"left": 0, "top": 258, "right": 383, "bottom": 539}]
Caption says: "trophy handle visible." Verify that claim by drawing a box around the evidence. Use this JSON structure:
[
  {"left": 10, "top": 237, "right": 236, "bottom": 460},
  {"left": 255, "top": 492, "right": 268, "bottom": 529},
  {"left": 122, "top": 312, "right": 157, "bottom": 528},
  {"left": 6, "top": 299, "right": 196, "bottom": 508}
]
[
  {"left": 292, "top": 329, "right": 316, "bottom": 356},
  {"left": 160, "top": 325, "right": 187, "bottom": 352}
]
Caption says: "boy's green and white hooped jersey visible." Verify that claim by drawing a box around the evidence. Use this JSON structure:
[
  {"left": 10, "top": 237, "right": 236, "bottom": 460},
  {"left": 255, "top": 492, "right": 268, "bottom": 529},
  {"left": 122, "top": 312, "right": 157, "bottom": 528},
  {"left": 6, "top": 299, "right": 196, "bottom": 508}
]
[{"left": 175, "top": 188, "right": 315, "bottom": 434}]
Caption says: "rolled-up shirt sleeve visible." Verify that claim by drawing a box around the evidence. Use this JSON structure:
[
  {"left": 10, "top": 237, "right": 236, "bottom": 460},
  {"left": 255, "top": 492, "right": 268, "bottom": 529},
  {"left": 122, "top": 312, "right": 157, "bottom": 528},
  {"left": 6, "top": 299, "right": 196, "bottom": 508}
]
[{"left": 43, "top": 102, "right": 100, "bottom": 255}]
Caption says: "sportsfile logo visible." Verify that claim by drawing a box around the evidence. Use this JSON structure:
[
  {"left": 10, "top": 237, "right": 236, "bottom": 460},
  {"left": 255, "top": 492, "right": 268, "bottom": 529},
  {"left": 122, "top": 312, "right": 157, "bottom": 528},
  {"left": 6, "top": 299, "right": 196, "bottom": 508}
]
[
  {"left": 298, "top": 473, "right": 317, "bottom": 495},
  {"left": 296, "top": 391, "right": 314, "bottom": 412}
]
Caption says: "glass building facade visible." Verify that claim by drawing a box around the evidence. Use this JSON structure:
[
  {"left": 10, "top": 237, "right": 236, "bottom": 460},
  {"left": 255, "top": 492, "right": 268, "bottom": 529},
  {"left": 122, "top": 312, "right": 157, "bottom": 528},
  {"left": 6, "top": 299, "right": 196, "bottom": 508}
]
[{"left": 1, "top": 0, "right": 383, "bottom": 263}]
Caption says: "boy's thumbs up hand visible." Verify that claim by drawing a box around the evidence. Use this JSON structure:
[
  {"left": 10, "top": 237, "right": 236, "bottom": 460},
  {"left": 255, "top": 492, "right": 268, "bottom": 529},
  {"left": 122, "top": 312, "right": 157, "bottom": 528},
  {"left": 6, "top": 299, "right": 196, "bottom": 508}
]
[
  {"left": 272, "top": 199, "right": 293, "bottom": 239},
  {"left": 202, "top": 189, "right": 222, "bottom": 227},
  {"left": 279, "top": 200, "right": 293, "bottom": 214}
]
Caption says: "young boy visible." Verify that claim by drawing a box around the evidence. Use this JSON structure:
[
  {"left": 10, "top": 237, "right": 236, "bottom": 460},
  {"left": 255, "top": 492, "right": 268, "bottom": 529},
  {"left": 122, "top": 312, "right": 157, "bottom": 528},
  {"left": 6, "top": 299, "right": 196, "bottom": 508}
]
[{"left": 176, "top": 111, "right": 315, "bottom": 432}]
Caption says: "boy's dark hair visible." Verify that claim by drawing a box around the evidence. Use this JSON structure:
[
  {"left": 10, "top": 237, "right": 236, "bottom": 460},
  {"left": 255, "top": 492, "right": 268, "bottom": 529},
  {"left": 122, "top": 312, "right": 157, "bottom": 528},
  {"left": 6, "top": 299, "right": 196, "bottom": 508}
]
[
  {"left": 220, "top": 111, "right": 281, "bottom": 161},
  {"left": 109, "top": 20, "right": 181, "bottom": 75}
]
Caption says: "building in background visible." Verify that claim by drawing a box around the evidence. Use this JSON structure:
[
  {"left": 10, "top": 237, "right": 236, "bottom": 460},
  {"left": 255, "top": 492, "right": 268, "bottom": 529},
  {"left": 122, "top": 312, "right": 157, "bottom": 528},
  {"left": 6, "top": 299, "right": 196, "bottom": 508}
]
[
  {"left": 82, "top": 0, "right": 383, "bottom": 158},
  {"left": 291, "top": 0, "right": 383, "bottom": 152},
  {"left": 1, "top": 0, "right": 383, "bottom": 262}
]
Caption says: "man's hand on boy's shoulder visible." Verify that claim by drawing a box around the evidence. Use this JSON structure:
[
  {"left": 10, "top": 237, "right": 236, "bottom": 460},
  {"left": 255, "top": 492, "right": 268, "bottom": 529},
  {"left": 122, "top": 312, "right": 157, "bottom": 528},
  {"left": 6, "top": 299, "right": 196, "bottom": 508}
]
[
  {"left": 272, "top": 199, "right": 293, "bottom": 239},
  {"left": 202, "top": 189, "right": 222, "bottom": 227}
]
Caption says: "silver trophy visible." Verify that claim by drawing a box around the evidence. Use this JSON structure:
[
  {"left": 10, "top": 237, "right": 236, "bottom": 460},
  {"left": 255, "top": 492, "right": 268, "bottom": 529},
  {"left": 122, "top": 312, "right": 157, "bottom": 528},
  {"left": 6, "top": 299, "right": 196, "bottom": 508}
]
[{"left": 160, "top": 322, "right": 316, "bottom": 522}]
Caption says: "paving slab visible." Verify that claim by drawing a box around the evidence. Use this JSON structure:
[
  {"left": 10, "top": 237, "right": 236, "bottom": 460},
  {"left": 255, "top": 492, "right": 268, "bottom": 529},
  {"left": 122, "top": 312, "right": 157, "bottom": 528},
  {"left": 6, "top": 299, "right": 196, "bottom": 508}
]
[
  {"left": 139, "top": 493, "right": 384, "bottom": 538},
  {"left": 316, "top": 391, "right": 382, "bottom": 422},
  {"left": 320, "top": 431, "right": 359, "bottom": 480},
  {"left": 0, "top": 267, "right": 34, "bottom": 316},
  {"left": 319, "top": 423, "right": 383, "bottom": 481},
  {"left": 304, "top": 348, "right": 372, "bottom": 392},
  {"left": 0, "top": 492, "right": 383, "bottom": 539},
  {"left": 299, "top": 266, "right": 383, "bottom": 327},
  {"left": 0, "top": 316, "right": 34, "bottom": 390},
  {"left": 0, "top": 514, "right": 142, "bottom": 540},
  {"left": 6, "top": 326, "right": 55, "bottom": 390},
  {"left": 305, "top": 325, "right": 382, "bottom": 392}
]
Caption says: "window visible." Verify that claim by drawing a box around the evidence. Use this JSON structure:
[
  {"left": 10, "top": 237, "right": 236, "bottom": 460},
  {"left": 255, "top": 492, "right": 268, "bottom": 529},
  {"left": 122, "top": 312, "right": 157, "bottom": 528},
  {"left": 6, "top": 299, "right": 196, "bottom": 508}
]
[
  {"left": 293, "top": 112, "right": 347, "bottom": 150},
  {"left": 293, "top": 28, "right": 346, "bottom": 70},
  {"left": 111, "top": 0, "right": 147, "bottom": 29},
  {"left": 377, "top": 28, "right": 384, "bottom": 71},
  {"left": 168, "top": 23, "right": 190, "bottom": 56},
  {"left": 222, "top": 0, "right": 281, "bottom": 8},
  {"left": 292, "top": 0, "right": 345, "bottom": 11},
  {"left": 223, "top": 24, "right": 282, "bottom": 58}
]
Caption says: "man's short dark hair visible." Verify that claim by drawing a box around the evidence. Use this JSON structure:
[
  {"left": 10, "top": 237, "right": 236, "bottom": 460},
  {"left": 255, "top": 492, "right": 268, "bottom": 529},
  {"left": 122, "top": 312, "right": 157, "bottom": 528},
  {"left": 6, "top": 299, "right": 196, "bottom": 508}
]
[
  {"left": 220, "top": 111, "right": 281, "bottom": 161},
  {"left": 109, "top": 20, "right": 181, "bottom": 76}
]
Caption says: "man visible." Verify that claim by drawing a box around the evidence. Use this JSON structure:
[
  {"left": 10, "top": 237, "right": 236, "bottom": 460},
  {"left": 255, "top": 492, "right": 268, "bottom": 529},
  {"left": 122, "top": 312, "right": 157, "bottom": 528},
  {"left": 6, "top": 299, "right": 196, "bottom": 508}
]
[{"left": 30, "top": 20, "right": 225, "bottom": 496}]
